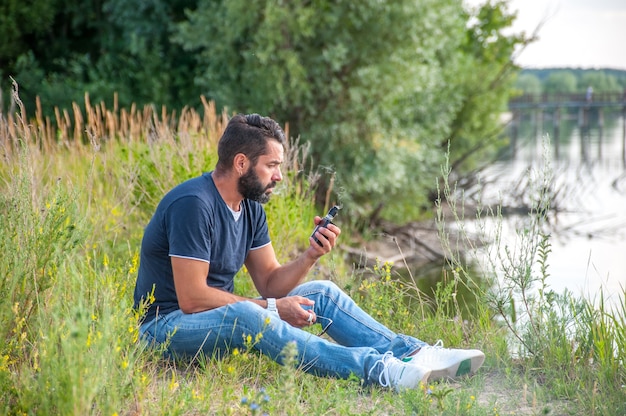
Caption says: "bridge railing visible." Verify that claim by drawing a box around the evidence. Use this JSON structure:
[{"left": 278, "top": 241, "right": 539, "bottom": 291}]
[{"left": 509, "top": 92, "right": 626, "bottom": 109}]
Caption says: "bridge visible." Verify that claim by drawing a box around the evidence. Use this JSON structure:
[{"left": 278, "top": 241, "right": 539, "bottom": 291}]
[
  {"left": 507, "top": 92, "right": 626, "bottom": 165},
  {"left": 508, "top": 92, "right": 626, "bottom": 110}
]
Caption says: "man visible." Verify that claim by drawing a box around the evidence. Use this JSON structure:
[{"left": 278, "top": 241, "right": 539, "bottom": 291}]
[{"left": 133, "top": 113, "right": 485, "bottom": 391}]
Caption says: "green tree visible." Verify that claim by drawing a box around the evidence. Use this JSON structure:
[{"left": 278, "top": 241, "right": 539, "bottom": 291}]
[
  {"left": 543, "top": 70, "right": 577, "bottom": 94},
  {"left": 0, "top": 0, "right": 56, "bottom": 72},
  {"left": 579, "top": 70, "right": 621, "bottom": 93},
  {"left": 1, "top": 0, "right": 527, "bottom": 227},
  {"left": 442, "top": 0, "right": 528, "bottom": 174},
  {"left": 3, "top": 0, "right": 199, "bottom": 114},
  {"left": 515, "top": 73, "right": 542, "bottom": 95},
  {"left": 174, "top": 0, "right": 526, "bottom": 225}
]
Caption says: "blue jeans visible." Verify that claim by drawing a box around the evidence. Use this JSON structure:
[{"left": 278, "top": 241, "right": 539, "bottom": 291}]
[{"left": 139, "top": 280, "right": 426, "bottom": 384}]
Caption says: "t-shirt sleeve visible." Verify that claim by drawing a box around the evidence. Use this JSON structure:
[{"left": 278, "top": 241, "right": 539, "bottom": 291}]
[
  {"left": 251, "top": 207, "right": 271, "bottom": 250},
  {"left": 165, "top": 196, "right": 212, "bottom": 262}
]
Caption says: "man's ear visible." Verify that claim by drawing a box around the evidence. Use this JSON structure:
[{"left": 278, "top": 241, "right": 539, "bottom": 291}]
[{"left": 233, "top": 153, "right": 248, "bottom": 175}]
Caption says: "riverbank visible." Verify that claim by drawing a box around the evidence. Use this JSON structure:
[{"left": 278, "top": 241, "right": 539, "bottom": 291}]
[
  {"left": 343, "top": 220, "right": 448, "bottom": 270},
  {"left": 2, "top": 103, "right": 624, "bottom": 415}
]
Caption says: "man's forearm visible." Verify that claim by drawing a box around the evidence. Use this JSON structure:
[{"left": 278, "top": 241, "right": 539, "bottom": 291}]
[
  {"left": 263, "top": 248, "right": 319, "bottom": 297},
  {"left": 178, "top": 282, "right": 267, "bottom": 313}
]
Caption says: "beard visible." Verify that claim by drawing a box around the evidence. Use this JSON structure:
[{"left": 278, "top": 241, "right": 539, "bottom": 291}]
[{"left": 238, "top": 167, "right": 276, "bottom": 204}]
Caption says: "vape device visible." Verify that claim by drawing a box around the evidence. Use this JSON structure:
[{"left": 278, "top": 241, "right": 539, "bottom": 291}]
[{"left": 311, "top": 205, "right": 340, "bottom": 246}]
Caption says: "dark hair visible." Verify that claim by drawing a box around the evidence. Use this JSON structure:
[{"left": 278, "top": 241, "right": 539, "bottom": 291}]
[{"left": 216, "top": 114, "right": 286, "bottom": 172}]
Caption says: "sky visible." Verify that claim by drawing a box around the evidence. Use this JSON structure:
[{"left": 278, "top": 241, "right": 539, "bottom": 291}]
[{"left": 464, "top": 0, "right": 626, "bottom": 70}]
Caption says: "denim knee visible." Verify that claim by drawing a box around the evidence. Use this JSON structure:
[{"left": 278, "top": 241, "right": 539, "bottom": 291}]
[{"left": 292, "top": 279, "right": 341, "bottom": 296}]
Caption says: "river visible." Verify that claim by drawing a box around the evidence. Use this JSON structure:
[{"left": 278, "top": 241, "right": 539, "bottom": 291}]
[{"left": 474, "top": 107, "right": 626, "bottom": 306}]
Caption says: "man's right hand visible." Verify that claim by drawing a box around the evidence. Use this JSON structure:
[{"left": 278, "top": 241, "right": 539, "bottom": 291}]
[{"left": 276, "top": 296, "right": 317, "bottom": 328}]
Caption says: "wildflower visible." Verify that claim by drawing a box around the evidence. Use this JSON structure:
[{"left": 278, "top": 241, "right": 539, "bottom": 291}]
[
  {"left": 168, "top": 375, "right": 179, "bottom": 391},
  {"left": 192, "top": 389, "right": 201, "bottom": 400},
  {"left": 0, "top": 355, "right": 9, "bottom": 373},
  {"left": 129, "top": 252, "right": 139, "bottom": 274}
]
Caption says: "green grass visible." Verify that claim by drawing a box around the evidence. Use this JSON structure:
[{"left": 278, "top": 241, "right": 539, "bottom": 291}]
[{"left": 1, "top": 97, "right": 624, "bottom": 415}]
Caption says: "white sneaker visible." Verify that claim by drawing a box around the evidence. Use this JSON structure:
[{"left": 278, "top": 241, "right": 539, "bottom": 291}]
[
  {"left": 405, "top": 340, "right": 485, "bottom": 381},
  {"left": 370, "top": 352, "right": 432, "bottom": 392}
]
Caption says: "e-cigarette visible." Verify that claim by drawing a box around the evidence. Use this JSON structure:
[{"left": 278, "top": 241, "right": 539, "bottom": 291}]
[{"left": 311, "top": 205, "right": 340, "bottom": 246}]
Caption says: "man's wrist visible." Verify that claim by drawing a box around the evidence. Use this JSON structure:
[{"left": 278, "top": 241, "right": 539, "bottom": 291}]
[
  {"left": 305, "top": 247, "right": 322, "bottom": 262},
  {"left": 266, "top": 298, "right": 278, "bottom": 313}
]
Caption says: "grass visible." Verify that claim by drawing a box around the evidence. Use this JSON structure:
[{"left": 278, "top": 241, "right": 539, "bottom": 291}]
[{"left": 1, "top": 86, "right": 625, "bottom": 415}]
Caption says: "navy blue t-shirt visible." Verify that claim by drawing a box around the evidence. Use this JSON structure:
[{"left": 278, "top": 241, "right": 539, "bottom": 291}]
[{"left": 133, "top": 172, "right": 271, "bottom": 322}]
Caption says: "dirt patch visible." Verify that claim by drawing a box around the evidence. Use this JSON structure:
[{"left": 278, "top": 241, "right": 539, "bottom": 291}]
[{"left": 474, "top": 371, "right": 572, "bottom": 416}]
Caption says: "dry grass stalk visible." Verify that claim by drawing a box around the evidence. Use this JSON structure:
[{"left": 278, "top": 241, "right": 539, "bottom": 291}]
[{"left": 1, "top": 89, "right": 230, "bottom": 160}]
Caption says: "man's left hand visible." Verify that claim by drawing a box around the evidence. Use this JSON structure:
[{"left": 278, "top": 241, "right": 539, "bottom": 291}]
[{"left": 308, "top": 217, "right": 341, "bottom": 258}]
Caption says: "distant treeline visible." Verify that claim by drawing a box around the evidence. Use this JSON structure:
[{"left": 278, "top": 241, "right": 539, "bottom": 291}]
[{"left": 516, "top": 68, "right": 626, "bottom": 95}]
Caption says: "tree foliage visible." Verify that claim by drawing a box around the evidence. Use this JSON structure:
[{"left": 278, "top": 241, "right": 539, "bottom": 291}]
[
  {"left": 442, "top": 0, "right": 526, "bottom": 174},
  {"left": 518, "top": 68, "right": 626, "bottom": 93},
  {"left": 543, "top": 71, "right": 578, "bottom": 94},
  {"left": 1, "top": 0, "right": 197, "bottom": 111},
  {"left": 514, "top": 73, "right": 542, "bottom": 95},
  {"left": 579, "top": 71, "right": 622, "bottom": 93},
  {"left": 1, "top": 0, "right": 529, "bottom": 226},
  {"left": 0, "top": 0, "right": 56, "bottom": 70},
  {"left": 174, "top": 0, "right": 527, "bottom": 225}
]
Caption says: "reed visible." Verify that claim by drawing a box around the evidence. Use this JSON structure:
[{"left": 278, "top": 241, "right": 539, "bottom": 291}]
[{"left": 1, "top": 80, "right": 229, "bottom": 160}]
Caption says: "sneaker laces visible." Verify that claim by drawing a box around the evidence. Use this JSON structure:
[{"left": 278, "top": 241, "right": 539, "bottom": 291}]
[
  {"left": 423, "top": 339, "right": 444, "bottom": 350},
  {"left": 411, "top": 340, "right": 447, "bottom": 363},
  {"left": 368, "top": 351, "right": 396, "bottom": 388}
]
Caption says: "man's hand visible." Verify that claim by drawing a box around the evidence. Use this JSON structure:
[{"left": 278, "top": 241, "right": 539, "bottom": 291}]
[
  {"left": 308, "top": 216, "right": 341, "bottom": 258},
  {"left": 276, "top": 296, "right": 317, "bottom": 328}
]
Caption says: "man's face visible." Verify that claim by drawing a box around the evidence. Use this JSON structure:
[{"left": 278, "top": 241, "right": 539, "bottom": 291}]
[
  {"left": 238, "top": 167, "right": 275, "bottom": 204},
  {"left": 238, "top": 140, "right": 283, "bottom": 204}
]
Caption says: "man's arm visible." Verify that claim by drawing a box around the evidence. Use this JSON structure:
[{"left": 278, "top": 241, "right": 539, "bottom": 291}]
[
  {"left": 245, "top": 221, "right": 341, "bottom": 298},
  {"left": 171, "top": 257, "right": 266, "bottom": 313},
  {"left": 172, "top": 218, "right": 339, "bottom": 326},
  {"left": 171, "top": 255, "right": 317, "bottom": 327}
]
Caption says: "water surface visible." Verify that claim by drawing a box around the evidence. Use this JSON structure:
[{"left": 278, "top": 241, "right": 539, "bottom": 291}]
[{"left": 479, "top": 108, "right": 626, "bottom": 305}]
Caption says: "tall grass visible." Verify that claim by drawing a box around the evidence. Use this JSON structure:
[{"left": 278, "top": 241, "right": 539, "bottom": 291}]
[
  {"left": 3, "top": 82, "right": 624, "bottom": 414},
  {"left": 0, "top": 85, "right": 325, "bottom": 414}
]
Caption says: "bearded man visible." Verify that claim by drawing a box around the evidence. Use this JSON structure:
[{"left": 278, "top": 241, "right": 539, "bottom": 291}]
[{"left": 133, "top": 114, "right": 484, "bottom": 391}]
